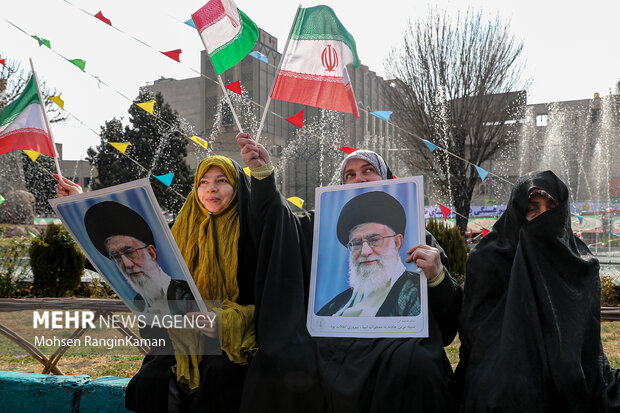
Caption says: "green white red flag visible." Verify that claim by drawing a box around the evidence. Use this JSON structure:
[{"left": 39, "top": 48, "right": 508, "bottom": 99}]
[
  {"left": 271, "top": 6, "right": 361, "bottom": 118},
  {"left": 192, "top": 0, "right": 258, "bottom": 75},
  {"left": 0, "top": 76, "right": 55, "bottom": 157}
]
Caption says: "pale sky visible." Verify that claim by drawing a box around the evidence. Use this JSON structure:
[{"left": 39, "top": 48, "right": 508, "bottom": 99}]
[{"left": 1, "top": 0, "right": 619, "bottom": 161}]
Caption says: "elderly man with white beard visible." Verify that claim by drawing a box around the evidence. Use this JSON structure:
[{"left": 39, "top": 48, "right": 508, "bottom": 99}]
[
  {"left": 317, "top": 191, "right": 422, "bottom": 317},
  {"left": 84, "top": 201, "right": 196, "bottom": 316}
]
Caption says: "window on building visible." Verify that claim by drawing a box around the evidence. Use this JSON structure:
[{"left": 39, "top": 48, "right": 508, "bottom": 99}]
[
  {"left": 590, "top": 108, "right": 599, "bottom": 123},
  {"left": 221, "top": 102, "right": 233, "bottom": 126},
  {"left": 536, "top": 114, "right": 548, "bottom": 127}
]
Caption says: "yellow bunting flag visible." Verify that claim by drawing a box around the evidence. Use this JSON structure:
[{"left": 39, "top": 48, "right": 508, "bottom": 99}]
[
  {"left": 287, "top": 196, "right": 304, "bottom": 209},
  {"left": 190, "top": 136, "right": 209, "bottom": 149},
  {"left": 49, "top": 96, "right": 64, "bottom": 109},
  {"left": 243, "top": 167, "right": 251, "bottom": 176},
  {"left": 109, "top": 142, "right": 132, "bottom": 154},
  {"left": 23, "top": 150, "right": 41, "bottom": 162},
  {"left": 136, "top": 100, "right": 155, "bottom": 114}
]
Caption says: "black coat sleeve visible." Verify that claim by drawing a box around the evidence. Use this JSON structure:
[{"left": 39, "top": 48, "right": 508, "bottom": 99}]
[
  {"left": 248, "top": 173, "right": 315, "bottom": 349},
  {"left": 425, "top": 231, "right": 462, "bottom": 346}
]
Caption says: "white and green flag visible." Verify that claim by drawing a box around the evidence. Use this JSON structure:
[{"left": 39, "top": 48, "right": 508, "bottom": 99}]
[
  {"left": 0, "top": 76, "right": 55, "bottom": 157},
  {"left": 191, "top": 0, "right": 258, "bottom": 75}
]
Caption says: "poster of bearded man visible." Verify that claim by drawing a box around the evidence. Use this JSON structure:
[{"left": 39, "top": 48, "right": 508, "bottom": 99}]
[
  {"left": 308, "top": 176, "right": 428, "bottom": 338},
  {"left": 49, "top": 179, "right": 205, "bottom": 318}
]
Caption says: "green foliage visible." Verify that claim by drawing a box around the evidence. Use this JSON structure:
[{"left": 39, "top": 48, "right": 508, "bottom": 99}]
[
  {"left": 601, "top": 276, "right": 620, "bottom": 307},
  {"left": 29, "top": 224, "right": 85, "bottom": 297},
  {"left": 20, "top": 152, "right": 57, "bottom": 216},
  {"left": 0, "top": 230, "right": 31, "bottom": 297},
  {"left": 86, "top": 90, "right": 193, "bottom": 213},
  {"left": 426, "top": 219, "right": 468, "bottom": 285}
]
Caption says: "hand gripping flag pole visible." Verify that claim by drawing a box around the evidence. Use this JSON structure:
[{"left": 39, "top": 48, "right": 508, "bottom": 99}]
[
  {"left": 29, "top": 58, "right": 63, "bottom": 180},
  {"left": 254, "top": 4, "right": 301, "bottom": 144}
]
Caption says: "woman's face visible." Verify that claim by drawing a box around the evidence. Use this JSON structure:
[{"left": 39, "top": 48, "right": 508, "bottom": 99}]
[
  {"left": 525, "top": 193, "right": 556, "bottom": 221},
  {"left": 197, "top": 166, "right": 234, "bottom": 214}
]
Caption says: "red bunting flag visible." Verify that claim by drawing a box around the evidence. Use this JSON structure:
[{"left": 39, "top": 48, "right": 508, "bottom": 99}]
[
  {"left": 94, "top": 11, "right": 112, "bottom": 26},
  {"left": 338, "top": 146, "right": 357, "bottom": 154},
  {"left": 437, "top": 203, "right": 452, "bottom": 221},
  {"left": 481, "top": 228, "right": 490, "bottom": 237},
  {"left": 285, "top": 110, "right": 304, "bottom": 128},
  {"left": 225, "top": 80, "right": 242, "bottom": 96},
  {"left": 161, "top": 49, "right": 182, "bottom": 62},
  {"left": 0, "top": 59, "right": 5, "bottom": 67}
]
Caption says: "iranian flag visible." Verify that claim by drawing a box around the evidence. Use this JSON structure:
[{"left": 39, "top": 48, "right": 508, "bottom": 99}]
[
  {"left": 0, "top": 76, "right": 55, "bottom": 157},
  {"left": 192, "top": 0, "right": 258, "bottom": 75},
  {"left": 271, "top": 6, "right": 360, "bottom": 118}
]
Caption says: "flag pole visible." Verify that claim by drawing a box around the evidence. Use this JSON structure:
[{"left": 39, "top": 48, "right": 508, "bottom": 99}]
[
  {"left": 255, "top": 4, "right": 302, "bottom": 144},
  {"left": 29, "top": 58, "right": 63, "bottom": 180},
  {"left": 194, "top": 27, "right": 245, "bottom": 134}
]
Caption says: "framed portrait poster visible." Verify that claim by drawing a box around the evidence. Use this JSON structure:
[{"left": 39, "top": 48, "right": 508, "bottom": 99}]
[
  {"left": 307, "top": 176, "right": 429, "bottom": 338},
  {"left": 49, "top": 179, "right": 207, "bottom": 317}
]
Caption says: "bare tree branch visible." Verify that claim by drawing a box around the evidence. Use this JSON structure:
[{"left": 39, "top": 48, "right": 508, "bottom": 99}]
[{"left": 384, "top": 8, "right": 528, "bottom": 232}]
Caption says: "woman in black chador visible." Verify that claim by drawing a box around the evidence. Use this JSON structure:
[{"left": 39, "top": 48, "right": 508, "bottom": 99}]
[{"left": 457, "top": 170, "right": 620, "bottom": 412}]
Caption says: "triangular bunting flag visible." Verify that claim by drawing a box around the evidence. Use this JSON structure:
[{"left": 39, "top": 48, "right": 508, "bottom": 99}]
[
  {"left": 184, "top": 18, "right": 196, "bottom": 29},
  {"left": 23, "top": 150, "right": 41, "bottom": 162},
  {"left": 611, "top": 232, "right": 620, "bottom": 238},
  {"left": 225, "top": 81, "right": 242, "bottom": 96},
  {"left": 243, "top": 167, "right": 251, "bottom": 176},
  {"left": 0, "top": 194, "right": 4, "bottom": 206},
  {"left": 370, "top": 111, "right": 392, "bottom": 122},
  {"left": 393, "top": 175, "right": 399, "bottom": 179},
  {"left": 190, "top": 136, "right": 209, "bottom": 150},
  {"left": 28, "top": 231, "right": 37, "bottom": 238},
  {"left": 49, "top": 96, "right": 64, "bottom": 109},
  {"left": 32, "top": 36, "right": 51, "bottom": 48},
  {"left": 109, "top": 142, "right": 131, "bottom": 154},
  {"left": 161, "top": 49, "right": 182, "bottom": 62},
  {"left": 572, "top": 214, "right": 584, "bottom": 225},
  {"left": 339, "top": 146, "right": 357, "bottom": 154},
  {"left": 474, "top": 165, "right": 489, "bottom": 182},
  {"left": 94, "top": 11, "right": 112, "bottom": 26},
  {"left": 154, "top": 172, "right": 174, "bottom": 187},
  {"left": 287, "top": 196, "right": 304, "bottom": 209},
  {"left": 136, "top": 100, "right": 155, "bottom": 114},
  {"left": 437, "top": 203, "right": 451, "bottom": 221},
  {"left": 285, "top": 110, "right": 304, "bottom": 128},
  {"left": 0, "top": 59, "right": 5, "bottom": 67},
  {"left": 423, "top": 139, "right": 438, "bottom": 152},
  {"left": 481, "top": 228, "right": 490, "bottom": 237},
  {"left": 249, "top": 51, "right": 268, "bottom": 64},
  {"left": 69, "top": 59, "right": 86, "bottom": 71}
]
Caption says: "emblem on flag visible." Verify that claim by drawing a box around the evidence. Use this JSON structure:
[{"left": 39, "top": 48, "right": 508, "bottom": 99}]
[{"left": 321, "top": 45, "right": 338, "bottom": 72}]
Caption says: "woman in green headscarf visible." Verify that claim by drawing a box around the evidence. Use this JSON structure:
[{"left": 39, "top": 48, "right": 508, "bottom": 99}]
[{"left": 125, "top": 155, "right": 258, "bottom": 413}]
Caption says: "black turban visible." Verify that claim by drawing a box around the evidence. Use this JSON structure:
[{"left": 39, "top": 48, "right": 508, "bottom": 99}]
[
  {"left": 336, "top": 191, "right": 406, "bottom": 246},
  {"left": 84, "top": 201, "right": 155, "bottom": 257}
]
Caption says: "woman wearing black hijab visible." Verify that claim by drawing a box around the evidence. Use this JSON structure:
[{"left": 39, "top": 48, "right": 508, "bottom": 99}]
[
  {"left": 457, "top": 170, "right": 620, "bottom": 412},
  {"left": 236, "top": 133, "right": 462, "bottom": 413}
]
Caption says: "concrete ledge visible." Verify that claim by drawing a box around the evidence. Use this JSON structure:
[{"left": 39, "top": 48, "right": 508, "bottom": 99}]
[
  {"left": 0, "top": 371, "right": 89, "bottom": 412},
  {"left": 81, "top": 376, "right": 132, "bottom": 413},
  {"left": 0, "top": 371, "right": 131, "bottom": 413}
]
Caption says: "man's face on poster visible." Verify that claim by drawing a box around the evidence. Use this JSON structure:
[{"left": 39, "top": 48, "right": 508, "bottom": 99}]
[
  {"left": 347, "top": 222, "right": 404, "bottom": 295},
  {"left": 105, "top": 235, "right": 161, "bottom": 291}
]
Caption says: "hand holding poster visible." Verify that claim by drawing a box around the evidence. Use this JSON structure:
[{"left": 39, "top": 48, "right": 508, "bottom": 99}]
[{"left": 307, "top": 176, "right": 429, "bottom": 338}]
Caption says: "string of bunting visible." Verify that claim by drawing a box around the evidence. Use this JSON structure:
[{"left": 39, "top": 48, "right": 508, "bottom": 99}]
[{"left": 0, "top": 6, "right": 546, "bottom": 220}]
